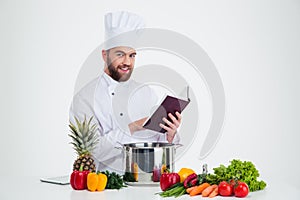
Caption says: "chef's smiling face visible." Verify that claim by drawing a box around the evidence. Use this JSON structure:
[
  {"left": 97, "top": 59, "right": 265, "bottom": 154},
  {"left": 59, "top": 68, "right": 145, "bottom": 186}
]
[{"left": 103, "top": 46, "right": 136, "bottom": 82}]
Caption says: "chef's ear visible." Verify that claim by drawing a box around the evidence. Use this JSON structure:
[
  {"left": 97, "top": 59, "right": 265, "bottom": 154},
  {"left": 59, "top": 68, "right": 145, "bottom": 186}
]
[{"left": 102, "top": 49, "right": 108, "bottom": 63}]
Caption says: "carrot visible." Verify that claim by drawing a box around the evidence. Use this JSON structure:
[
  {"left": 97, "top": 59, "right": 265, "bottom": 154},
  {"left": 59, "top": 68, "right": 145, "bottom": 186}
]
[
  {"left": 208, "top": 186, "right": 218, "bottom": 198},
  {"left": 202, "top": 184, "right": 218, "bottom": 197},
  {"left": 189, "top": 183, "right": 210, "bottom": 196},
  {"left": 186, "top": 186, "right": 197, "bottom": 194}
]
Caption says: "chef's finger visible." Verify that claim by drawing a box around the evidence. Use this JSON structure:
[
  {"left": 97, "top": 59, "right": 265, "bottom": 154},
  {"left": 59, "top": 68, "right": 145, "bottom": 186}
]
[
  {"left": 168, "top": 113, "right": 180, "bottom": 128},
  {"left": 175, "top": 111, "right": 182, "bottom": 123},
  {"left": 159, "top": 123, "right": 172, "bottom": 132},
  {"left": 162, "top": 117, "right": 177, "bottom": 130}
]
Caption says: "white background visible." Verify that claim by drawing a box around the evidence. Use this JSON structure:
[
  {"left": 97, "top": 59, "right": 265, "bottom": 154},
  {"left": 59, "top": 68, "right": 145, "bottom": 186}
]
[{"left": 1, "top": 0, "right": 299, "bottom": 193}]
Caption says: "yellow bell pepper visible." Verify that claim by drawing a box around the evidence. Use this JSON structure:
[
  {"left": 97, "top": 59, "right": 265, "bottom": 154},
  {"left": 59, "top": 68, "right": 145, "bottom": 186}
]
[
  {"left": 161, "top": 164, "right": 167, "bottom": 174},
  {"left": 177, "top": 168, "right": 195, "bottom": 183},
  {"left": 87, "top": 172, "right": 107, "bottom": 192},
  {"left": 96, "top": 173, "right": 107, "bottom": 191}
]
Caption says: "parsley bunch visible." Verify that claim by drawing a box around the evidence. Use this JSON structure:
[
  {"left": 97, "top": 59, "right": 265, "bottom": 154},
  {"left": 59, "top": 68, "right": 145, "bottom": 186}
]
[
  {"left": 101, "top": 170, "right": 126, "bottom": 189},
  {"left": 206, "top": 159, "right": 267, "bottom": 192}
]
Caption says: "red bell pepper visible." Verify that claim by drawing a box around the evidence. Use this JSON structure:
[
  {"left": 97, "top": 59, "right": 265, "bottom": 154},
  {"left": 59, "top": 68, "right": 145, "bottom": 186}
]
[
  {"left": 160, "top": 172, "right": 180, "bottom": 191},
  {"left": 70, "top": 165, "right": 90, "bottom": 190}
]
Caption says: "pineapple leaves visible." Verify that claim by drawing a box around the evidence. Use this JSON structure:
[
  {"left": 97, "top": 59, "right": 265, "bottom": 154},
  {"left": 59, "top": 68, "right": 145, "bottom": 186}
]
[
  {"left": 68, "top": 133, "right": 82, "bottom": 145},
  {"left": 70, "top": 142, "right": 82, "bottom": 154},
  {"left": 87, "top": 125, "right": 98, "bottom": 141},
  {"left": 87, "top": 116, "right": 94, "bottom": 127},
  {"left": 68, "top": 115, "right": 99, "bottom": 156},
  {"left": 74, "top": 116, "right": 82, "bottom": 131}
]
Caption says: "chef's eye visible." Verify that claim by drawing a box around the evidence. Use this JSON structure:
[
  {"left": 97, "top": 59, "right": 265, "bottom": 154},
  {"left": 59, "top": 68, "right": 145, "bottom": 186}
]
[
  {"left": 116, "top": 52, "right": 124, "bottom": 57},
  {"left": 130, "top": 53, "right": 136, "bottom": 58}
]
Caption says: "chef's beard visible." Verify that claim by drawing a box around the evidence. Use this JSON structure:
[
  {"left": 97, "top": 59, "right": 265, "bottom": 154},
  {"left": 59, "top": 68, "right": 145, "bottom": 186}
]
[{"left": 107, "top": 59, "right": 133, "bottom": 82}]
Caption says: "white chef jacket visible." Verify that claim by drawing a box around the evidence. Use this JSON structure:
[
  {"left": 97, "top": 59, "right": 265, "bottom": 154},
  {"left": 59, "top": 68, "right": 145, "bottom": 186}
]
[{"left": 69, "top": 73, "right": 180, "bottom": 173}]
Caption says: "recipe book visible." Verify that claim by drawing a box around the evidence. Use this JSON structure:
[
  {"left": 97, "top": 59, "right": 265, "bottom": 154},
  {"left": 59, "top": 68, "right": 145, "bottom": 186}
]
[{"left": 142, "top": 95, "right": 190, "bottom": 133}]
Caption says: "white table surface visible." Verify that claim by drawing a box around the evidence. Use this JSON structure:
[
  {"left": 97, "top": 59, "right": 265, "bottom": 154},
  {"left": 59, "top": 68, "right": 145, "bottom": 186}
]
[{"left": 1, "top": 176, "right": 299, "bottom": 200}]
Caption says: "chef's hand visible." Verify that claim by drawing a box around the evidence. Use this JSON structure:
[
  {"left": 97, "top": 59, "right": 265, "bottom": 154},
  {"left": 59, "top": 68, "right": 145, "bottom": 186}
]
[
  {"left": 128, "top": 117, "right": 147, "bottom": 135},
  {"left": 159, "top": 111, "right": 182, "bottom": 143}
]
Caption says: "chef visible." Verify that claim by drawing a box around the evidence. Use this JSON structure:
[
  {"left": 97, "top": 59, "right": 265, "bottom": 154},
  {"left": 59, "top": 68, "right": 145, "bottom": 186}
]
[{"left": 69, "top": 11, "right": 182, "bottom": 173}]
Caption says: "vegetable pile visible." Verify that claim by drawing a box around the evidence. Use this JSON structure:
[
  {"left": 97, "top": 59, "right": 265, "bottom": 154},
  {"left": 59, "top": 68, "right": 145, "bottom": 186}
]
[
  {"left": 157, "top": 165, "right": 210, "bottom": 198},
  {"left": 70, "top": 167, "right": 126, "bottom": 192},
  {"left": 206, "top": 159, "right": 266, "bottom": 192},
  {"left": 156, "top": 159, "right": 267, "bottom": 198}
]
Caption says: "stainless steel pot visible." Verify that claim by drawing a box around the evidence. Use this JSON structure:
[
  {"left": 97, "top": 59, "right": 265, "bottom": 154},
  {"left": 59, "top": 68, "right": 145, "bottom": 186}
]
[{"left": 121, "top": 142, "right": 180, "bottom": 184}]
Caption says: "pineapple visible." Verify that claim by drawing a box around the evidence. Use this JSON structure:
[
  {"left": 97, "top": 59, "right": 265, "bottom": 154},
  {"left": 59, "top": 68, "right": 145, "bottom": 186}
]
[{"left": 68, "top": 116, "right": 99, "bottom": 172}]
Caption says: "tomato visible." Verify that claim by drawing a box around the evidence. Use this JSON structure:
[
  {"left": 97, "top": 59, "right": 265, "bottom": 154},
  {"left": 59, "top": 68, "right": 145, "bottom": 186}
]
[
  {"left": 218, "top": 181, "right": 233, "bottom": 196},
  {"left": 234, "top": 182, "right": 249, "bottom": 198}
]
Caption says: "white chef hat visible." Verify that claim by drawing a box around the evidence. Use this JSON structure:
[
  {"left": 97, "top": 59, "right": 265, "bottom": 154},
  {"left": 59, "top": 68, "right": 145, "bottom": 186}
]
[{"left": 104, "top": 11, "right": 145, "bottom": 50}]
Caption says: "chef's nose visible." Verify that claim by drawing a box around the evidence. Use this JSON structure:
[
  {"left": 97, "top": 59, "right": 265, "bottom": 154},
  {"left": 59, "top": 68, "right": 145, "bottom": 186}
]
[{"left": 123, "top": 55, "right": 131, "bottom": 65}]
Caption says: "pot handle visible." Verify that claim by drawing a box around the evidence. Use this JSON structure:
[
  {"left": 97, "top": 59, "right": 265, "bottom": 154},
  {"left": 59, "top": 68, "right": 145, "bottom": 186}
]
[{"left": 174, "top": 143, "right": 183, "bottom": 149}]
